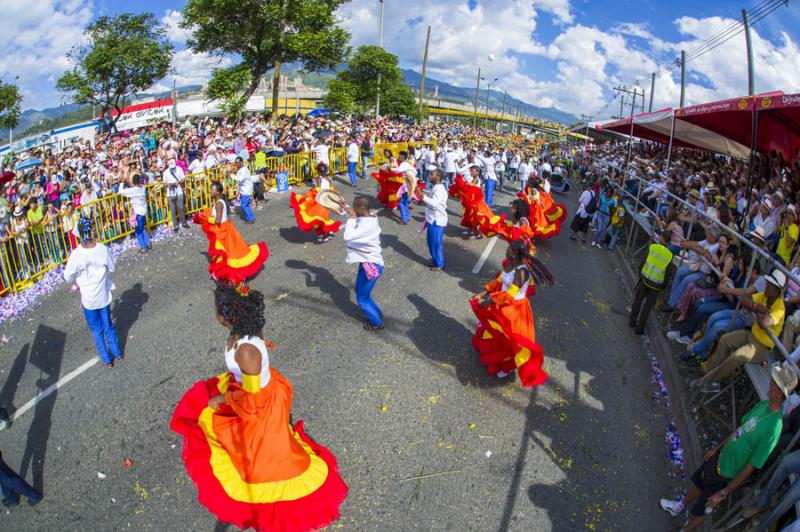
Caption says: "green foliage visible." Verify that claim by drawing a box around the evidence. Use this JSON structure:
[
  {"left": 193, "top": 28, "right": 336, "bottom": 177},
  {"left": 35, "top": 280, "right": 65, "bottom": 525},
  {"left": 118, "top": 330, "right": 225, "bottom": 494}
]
[
  {"left": 206, "top": 65, "right": 253, "bottom": 120},
  {"left": 183, "top": 0, "right": 350, "bottom": 118},
  {"left": 0, "top": 81, "right": 23, "bottom": 130},
  {"left": 326, "top": 46, "right": 420, "bottom": 118},
  {"left": 56, "top": 13, "right": 174, "bottom": 129}
]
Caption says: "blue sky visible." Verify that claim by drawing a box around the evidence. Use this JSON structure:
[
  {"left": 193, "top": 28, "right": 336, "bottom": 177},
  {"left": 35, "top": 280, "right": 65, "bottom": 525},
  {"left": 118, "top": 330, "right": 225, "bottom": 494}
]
[{"left": 3, "top": 0, "right": 799, "bottom": 118}]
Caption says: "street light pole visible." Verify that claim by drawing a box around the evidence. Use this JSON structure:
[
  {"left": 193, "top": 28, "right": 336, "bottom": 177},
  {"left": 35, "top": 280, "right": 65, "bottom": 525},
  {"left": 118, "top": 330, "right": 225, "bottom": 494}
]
[
  {"left": 375, "top": 0, "right": 385, "bottom": 117},
  {"left": 472, "top": 68, "right": 481, "bottom": 128}
]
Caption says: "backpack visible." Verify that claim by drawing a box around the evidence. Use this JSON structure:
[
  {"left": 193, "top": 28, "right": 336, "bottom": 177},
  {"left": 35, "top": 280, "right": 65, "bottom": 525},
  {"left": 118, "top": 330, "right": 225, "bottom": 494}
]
[{"left": 585, "top": 191, "right": 598, "bottom": 215}]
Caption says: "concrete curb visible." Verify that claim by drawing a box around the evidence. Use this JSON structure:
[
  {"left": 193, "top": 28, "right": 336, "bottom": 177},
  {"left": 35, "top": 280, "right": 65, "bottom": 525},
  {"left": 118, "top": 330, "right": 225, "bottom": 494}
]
[{"left": 614, "top": 245, "right": 702, "bottom": 475}]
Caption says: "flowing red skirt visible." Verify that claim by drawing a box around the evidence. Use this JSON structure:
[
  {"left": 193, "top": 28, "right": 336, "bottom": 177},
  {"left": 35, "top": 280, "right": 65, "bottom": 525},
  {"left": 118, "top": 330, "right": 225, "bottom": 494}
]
[
  {"left": 170, "top": 368, "right": 348, "bottom": 531},
  {"left": 470, "top": 280, "right": 547, "bottom": 387},
  {"left": 194, "top": 209, "right": 268, "bottom": 284},
  {"left": 289, "top": 188, "right": 341, "bottom": 235}
]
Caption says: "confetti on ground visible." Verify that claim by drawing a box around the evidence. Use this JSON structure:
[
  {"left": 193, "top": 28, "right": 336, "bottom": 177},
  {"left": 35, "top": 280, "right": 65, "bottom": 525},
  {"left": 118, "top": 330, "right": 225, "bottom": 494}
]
[
  {"left": 133, "top": 480, "right": 149, "bottom": 500},
  {"left": 468, "top": 423, "right": 476, "bottom": 429},
  {"left": 275, "top": 291, "right": 292, "bottom": 301},
  {"left": 485, "top": 450, "right": 492, "bottom": 458},
  {"left": 380, "top": 405, "right": 389, "bottom": 412},
  {"left": 123, "top": 459, "right": 134, "bottom": 468},
  {"left": 427, "top": 395, "right": 440, "bottom": 405},
  {"left": 97, "top": 472, "right": 106, "bottom": 480}
]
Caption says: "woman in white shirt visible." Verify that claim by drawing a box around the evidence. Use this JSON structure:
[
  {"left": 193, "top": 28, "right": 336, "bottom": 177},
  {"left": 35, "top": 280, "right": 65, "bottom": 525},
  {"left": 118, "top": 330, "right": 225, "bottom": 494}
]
[
  {"left": 343, "top": 196, "right": 385, "bottom": 331},
  {"left": 63, "top": 217, "right": 123, "bottom": 368}
]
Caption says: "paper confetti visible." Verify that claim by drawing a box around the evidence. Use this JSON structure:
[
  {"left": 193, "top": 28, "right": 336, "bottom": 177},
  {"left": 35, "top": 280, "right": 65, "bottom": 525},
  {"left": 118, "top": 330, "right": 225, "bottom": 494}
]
[{"left": 97, "top": 472, "right": 107, "bottom": 480}]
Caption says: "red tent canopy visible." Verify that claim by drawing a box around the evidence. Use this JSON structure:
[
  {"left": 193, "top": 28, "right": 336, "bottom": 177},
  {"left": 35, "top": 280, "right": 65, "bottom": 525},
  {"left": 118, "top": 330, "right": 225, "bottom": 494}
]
[{"left": 756, "top": 93, "right": 800, "bottom": 162}]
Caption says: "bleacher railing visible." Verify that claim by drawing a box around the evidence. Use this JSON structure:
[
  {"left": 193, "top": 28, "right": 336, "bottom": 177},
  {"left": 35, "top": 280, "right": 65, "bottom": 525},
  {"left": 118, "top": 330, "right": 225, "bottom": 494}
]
[{"left": 0, "top": 142, "right": 421, "bottom": 297}]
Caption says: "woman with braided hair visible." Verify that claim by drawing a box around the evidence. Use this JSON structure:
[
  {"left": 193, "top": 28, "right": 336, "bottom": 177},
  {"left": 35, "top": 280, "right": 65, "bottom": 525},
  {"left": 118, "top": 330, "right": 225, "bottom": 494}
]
[
  {"left": 470, "top": 239, "right": 553, "bottom": 386},
  {"left": 170, "top": 283, "right": 348, "bottom": 532}
]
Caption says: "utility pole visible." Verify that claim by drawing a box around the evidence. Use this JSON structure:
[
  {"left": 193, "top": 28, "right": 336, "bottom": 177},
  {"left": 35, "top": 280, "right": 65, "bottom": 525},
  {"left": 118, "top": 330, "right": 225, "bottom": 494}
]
[
  {"left": 649, "top": 72, "right": 655, "bottom": 113},
  {"left": 743, "top": 8, "right": 755, "bottom": 96},
  {"left": 375, "top": 0, "right": 385, "bottom": 117},
  {"left": 619, "top": 94, "right": 625, "bottom": 119},
  {"left": 580, "top": 113, "right": 592, "bottom": 150},
  {"left": 679, "top": 50, "right": 686, "bottom": 108},
  {"left": 472, "top": 67, "right": 481, "bottom": 128},
  {"left": 172, "top": 78, "right": 178, "bottom": 127},
  {"left": 484, "top": 78, "right": 496, "bottom": 128},
  {"left": 418, "top": 25, "right": 431, "bottom": 119},
  {"left": 501, "top": 90, "right": 507, "bottom": 131}
]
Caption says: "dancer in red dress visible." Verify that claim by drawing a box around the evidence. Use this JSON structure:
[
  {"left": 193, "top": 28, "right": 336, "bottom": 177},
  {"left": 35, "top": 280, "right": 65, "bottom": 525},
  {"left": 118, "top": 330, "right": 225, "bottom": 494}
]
[
  {"left": 194, "top": 182, "right": 268, "bottom": 284},
  {"left": 171, "top": 284, "right": 348, "bottom": 531},
  {"left": 290, "top": 164, "right": 342, "bottom": 243}
]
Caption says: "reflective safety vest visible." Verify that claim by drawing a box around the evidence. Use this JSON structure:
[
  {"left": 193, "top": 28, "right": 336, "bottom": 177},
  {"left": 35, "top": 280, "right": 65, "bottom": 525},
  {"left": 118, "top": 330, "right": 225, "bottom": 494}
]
[
  {"left": 254, "top": 151, "right": 267, "bottom": 170},
  {"left": 640, "top": 243, "right": 673, "bottom": 289}
]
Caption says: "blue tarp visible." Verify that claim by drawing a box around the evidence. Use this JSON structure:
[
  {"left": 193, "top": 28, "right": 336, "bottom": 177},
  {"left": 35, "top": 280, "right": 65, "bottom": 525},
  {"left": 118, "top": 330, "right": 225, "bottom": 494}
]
[
  {"left": 307, "top": 109, "right": 330, "bottom": 117},
  {"left": 15, "top": 158, "right": 43, "bottom": 171}
]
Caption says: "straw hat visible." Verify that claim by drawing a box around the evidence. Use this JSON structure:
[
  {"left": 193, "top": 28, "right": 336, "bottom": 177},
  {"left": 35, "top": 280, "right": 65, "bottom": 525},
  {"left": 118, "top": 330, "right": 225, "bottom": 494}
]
[
  {"left": 764, "top": 268, "right": 787, "bottom": 290},
  {"left": 772, "top": 363, "right": 798, "bottom": 398}
]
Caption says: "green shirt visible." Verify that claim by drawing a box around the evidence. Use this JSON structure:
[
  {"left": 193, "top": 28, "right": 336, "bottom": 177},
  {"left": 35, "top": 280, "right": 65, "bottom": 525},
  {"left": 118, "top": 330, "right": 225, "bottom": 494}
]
[
  {"left": 718, "top": 400, "right": 782, "bottom": 479},
  {"left": 26, "top": 206, "right": 45, "bottom": 235}
]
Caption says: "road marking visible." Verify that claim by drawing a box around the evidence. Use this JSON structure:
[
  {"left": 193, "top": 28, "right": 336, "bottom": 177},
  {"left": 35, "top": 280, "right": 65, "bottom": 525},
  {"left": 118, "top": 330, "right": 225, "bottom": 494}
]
[
  {"left": 0, "top": 357, "right": 98, "bottom": 432},
  {"left": 472, "top": 236, "right": 498, "bottom": 274}
]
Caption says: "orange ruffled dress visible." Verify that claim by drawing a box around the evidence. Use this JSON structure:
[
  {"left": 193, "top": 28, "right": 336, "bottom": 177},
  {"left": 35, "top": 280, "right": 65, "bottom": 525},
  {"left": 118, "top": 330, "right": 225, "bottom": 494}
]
[
  {"left": 170, "top": 340, "right": 348, "bottom": 532},
  {"left": 470, "top": 270, "right": 547, "bottom": 387},
  {"left": 449, "top": 175, "right": 506, "bottom": 235},
  {"left": 289, "top": 188, "right": 342, "bottom": 235},
  {"left": 518, "top": 185, "right": 567, "bottom": 240},
  {"left": 194, "top": 204, "right": 269, "bottom": 284},
  {"left": 371, "top": 169, "right": 405, "bottom": 209}
]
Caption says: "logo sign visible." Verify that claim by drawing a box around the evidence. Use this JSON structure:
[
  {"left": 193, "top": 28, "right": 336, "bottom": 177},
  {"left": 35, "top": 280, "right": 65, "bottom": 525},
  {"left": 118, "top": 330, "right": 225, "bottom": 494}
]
[
  {"left": 275, "top": 171, "right": 289, "bottom": 192},
  {"left": 760, "top": 97, "right": 774, "bottom": 109},
  {"left": 737, "top": 99, "right": 749, "bottom": 110},
  {"left": 110, "top": 99, "right": 174, "bottom": 132}
]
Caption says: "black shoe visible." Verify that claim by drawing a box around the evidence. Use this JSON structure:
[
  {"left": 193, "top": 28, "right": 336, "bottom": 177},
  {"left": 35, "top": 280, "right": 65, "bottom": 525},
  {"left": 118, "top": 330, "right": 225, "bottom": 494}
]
[
  {"left": 3, "top": 498, "right": 19, "bottom": 508},
  {"left": 181, "top": 223, "right": 189, "bottom": 229},
  {"left": 628, "top": 321, "right": 636, "bottom": 328},
  {"left": 634, "top": 328, "right": 645, "bottom": 335},
  {"left": 658, "top": 305, "right": 674, "bottom": 314},
  {"left": 173, "top": 227, "right": 179, "bottom": 233}
]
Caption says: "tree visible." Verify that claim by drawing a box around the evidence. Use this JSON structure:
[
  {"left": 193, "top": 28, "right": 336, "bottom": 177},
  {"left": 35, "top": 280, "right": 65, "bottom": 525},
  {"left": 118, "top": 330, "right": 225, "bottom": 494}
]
[
  {"left": 325, "top": 46, "right": 420, "bottom": 118},
  {"left": 56, "top": 13, "right": 174, "bottom": 132},
  {"left": 206, "top": 65, "right": 253, "bottom": 120},
  {"left": 183, "top": 0, "right": 350, "bottom": 122},
  {"left": 0, "top": 80, "right": 23, "bottom": 131}
]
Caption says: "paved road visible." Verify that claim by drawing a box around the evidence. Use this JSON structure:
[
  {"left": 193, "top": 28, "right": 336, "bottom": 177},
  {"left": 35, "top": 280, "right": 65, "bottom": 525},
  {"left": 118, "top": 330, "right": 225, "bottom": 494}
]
[{"left": 0, "top": 173, "right": 674, "bottom": 531}]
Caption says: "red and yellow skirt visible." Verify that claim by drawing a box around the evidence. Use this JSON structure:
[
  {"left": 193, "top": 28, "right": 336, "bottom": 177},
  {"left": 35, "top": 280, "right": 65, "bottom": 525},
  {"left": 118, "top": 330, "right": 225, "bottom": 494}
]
[
  {"left": 449, "top": 175, "right": 506, "bottom": 234},
  {"left": 290, "top": 188, "right": 341, "bottom": 235},
  {"left": 170, "top": 368, "right": 348, "bottom": 532},
  {"left": 372, "top": 170, "right": 404, "bottom": 208},
  {"left": 194, "top": 209, "right": 268, "bottom": 284},
  {"left": 517, "top": 189, "right": 566, "bottom": 240},
  {"left": 470, "top": 280, "right": 547, "bottom": 387}
]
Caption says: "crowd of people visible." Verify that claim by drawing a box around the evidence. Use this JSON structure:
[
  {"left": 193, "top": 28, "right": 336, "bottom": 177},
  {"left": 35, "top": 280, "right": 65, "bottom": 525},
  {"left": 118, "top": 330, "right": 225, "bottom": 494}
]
[{"left": 570, "top": 139, "right": 800, "bottom": 530}]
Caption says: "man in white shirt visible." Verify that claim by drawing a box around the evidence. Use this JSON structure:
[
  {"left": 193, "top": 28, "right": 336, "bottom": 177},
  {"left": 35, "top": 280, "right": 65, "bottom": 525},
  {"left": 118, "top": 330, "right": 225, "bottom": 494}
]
[
  {"left": 476, "top": 150, "right": 498, "bottom": 205},
  {"left": 163, "top": 158, "right": 188, "bottom": 231},
  {"left": 423, "top": 169, "right": 448, "bottom": 271},
  {"left": 118, "top": 174, "right": 151, "bottom": 252},
  {"left": 311, "top": 138, "right": 330, "bottom": 173},
  {"left": 394, "top": 151, "right": 417, "bottom": 225},
  {"left": 232, "top": 157, "right": 260, "bottom": 224},
  {"left": 518, "top": 158, "right": 530, "bottom": 193},
  {"left": 63, "top": 216, "right": 123, "bottom": 367},
  {"left": 422, "top": 144, "right": 436, "bottom": 185},
  {"left": 346, "top": 137, "right": 360, "bottom": 187},
  {"left": 343, "top": 196, "right": 385, "bottom": 330},
  {"left": 444, "top": 146, "right": 459, "bottom": 189}
]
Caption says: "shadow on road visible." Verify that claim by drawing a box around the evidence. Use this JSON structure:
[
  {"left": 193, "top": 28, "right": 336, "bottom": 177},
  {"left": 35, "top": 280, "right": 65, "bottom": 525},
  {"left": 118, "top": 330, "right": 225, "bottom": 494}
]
[
  {"left": 113, "top": 282, "right": 148, "bottom": 354},
  {"left": 19, "top": 324, "right": 66, "bottom": 494},
  {"left": 284, "top": 259, "right": 361, "bottom": 320},
  {"left": 406, "top": 294, "right": 504, "bottom": 389},
  {"left": 0, "top": 345, "right": 28, "bottom": 417},
  {"left": 279, "top": 226, "right": 314, "bottom": 245}
]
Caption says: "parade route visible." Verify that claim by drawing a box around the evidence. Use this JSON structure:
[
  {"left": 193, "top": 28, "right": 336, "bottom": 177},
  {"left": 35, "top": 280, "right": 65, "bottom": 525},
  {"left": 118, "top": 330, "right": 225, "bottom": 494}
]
[{"left": 0, "top": 177, "right": 673, "bottom": 531}]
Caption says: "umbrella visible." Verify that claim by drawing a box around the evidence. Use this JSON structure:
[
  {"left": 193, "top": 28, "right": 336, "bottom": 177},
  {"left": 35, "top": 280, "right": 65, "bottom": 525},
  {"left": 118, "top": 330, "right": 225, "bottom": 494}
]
[
  {"left": 313, "top": 129, "right": 331, "bottom": 139},
  {"left": 0, "top": 171, "right": 13, "bottom": 186},
  {"left": 307, "top": 109, "right": 329, "bottom": 117},
  {"left": 15, "top": 158, "right": 43, "bottom": 171}
]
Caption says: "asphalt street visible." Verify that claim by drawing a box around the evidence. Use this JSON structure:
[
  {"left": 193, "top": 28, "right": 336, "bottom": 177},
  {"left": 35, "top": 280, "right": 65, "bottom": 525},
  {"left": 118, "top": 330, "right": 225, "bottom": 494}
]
[{"left": 0, "top": 172, "right": 674, "bottom": 531}]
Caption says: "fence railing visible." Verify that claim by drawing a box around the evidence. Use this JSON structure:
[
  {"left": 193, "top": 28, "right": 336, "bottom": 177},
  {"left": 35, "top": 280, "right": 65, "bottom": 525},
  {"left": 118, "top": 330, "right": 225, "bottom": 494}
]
[{"left": 0, "top": 142, "right": 421, "bottom": 297}]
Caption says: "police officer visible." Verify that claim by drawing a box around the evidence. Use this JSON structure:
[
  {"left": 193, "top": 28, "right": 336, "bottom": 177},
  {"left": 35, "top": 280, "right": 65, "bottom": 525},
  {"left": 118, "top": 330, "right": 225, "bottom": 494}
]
[{"left": 629, "top": 229, "right": 674, "bottom": 335}]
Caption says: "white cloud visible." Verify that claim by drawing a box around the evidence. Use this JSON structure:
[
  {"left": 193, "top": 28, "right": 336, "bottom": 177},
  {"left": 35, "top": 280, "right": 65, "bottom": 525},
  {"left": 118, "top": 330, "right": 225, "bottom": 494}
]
[
  {"left": 161, "top": 8, "right": 193, "bottom": 46},
  {"left": 150, "top": 49, "right": 232, "bottom": 94},
  {"left": 532, "top": 0, "right": 573, "bottom": 25},
  {"left": 0, "top": 0, "right": 93, "bottom": 108}
]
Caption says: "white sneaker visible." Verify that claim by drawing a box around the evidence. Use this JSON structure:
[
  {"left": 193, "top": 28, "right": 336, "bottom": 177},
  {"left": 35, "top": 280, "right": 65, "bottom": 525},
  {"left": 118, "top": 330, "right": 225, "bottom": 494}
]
[
  {"left": 666, "top": 330, "right": 681, "bottom": 341},
  {"left": 676, "top": 335, "right": 692, "bottom": 345},
  {"left": 497, "top": 370, "right": 509, "bottom": 378},
  {"left": 660, "top": 498, "right": 686, "bottom": 516}
]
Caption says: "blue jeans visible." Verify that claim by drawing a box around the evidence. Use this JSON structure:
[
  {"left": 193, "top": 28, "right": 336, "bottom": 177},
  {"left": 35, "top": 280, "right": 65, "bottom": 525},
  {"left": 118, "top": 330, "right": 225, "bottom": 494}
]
[
  {"left": 691, "top": 309, "right": 746, "bottom": 359},
  {"left": 679, "top": 300, "right": 731, "bottom": 337},
  {"left": 593, "top": 212, "right": 611, "bottom": 244},
  {"left": 356, "top": 263, "right": 383, "bottom": 327},
  {"left": 361, "top": 155, "right": 371, "bottom": 177},
  {"left": 668, "top": 266, "right": 704, "bottom": 308},
  {"left": 134, "top": 214, "right": 150, "bottom": 250},
  {"left": 240, "top": 194, "right": 254, "bottom": 222},
  {"left": 83, "top": 304, "right": 122, "bottom": 364},
  {"left": 0, "top": 457, "right": 41, "bottom": 505},
  {"left": 485, "top": 179, "right": 497, "bottom": 206},
  {"left": 607, "top": 226, "right": 621, "bottom": 250},
  {"left": 755, "top": 449, "right": 800, "bottom": 531},
  {"left": 443, "top": 172, "right": 455, "bottom": 190},
  {"left": 398, "top": 193, "right": 410, "bottom": 223},
  {"left": 348, "top": 161, "right": 358, "bottom": 185},
  {"left": 427, "top": 223, "right": 445, "bottom": 269}
]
